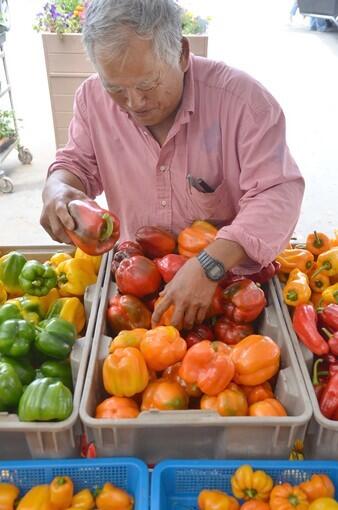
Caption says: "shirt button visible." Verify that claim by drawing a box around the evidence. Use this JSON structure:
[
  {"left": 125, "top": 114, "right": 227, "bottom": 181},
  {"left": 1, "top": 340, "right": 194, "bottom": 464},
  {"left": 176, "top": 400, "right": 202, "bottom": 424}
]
[
  {"left": 159, "top": 165, "right": 167, "bottom": 172},
  {"left": 161, "top": 200, "right": 167, "bottom": 207}
]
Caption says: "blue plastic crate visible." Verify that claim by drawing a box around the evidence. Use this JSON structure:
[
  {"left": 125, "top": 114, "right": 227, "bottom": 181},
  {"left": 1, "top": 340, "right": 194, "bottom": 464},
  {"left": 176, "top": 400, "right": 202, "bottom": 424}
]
[
  {"left": 151, "top": 460, "right": 338, "bottom": 510},
  {"left": 0, "top": 457, "right": 149, "bottom": 510}
]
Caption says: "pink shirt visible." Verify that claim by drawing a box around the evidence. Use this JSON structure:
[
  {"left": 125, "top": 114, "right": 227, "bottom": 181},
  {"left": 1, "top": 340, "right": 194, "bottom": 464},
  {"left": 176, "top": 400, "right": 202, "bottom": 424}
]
[{"left": 49, "top": 55, "right": 304, "bottom": 273}]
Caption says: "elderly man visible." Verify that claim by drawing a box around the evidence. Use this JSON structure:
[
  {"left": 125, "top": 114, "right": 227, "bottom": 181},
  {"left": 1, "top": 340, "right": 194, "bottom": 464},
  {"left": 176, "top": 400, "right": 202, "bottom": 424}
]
[{"left": 41, "top": 0, "right": 304, "bottom": 330}]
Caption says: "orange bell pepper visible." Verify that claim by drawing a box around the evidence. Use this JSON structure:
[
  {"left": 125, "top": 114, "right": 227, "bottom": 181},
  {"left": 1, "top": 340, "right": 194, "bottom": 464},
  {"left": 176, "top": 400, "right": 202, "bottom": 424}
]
[
  {"left": 140, "top": 326, "right": 187, "bottom": 371},
  {"left": 310, "top": 269, "right": 331, "bottom": 294},
  {"left": 299, "top": 475, "right": 335, "bottom": 502},
  {"left": 141, "top": 378, "right": 189, "bottom": 411},
  {"left": 216, "top": 383, "right": 248, "bottom": 416},
  {"left": 283, "top": 269, "right": 311, "bottom": 306},
  {"left": 240, "top": 381, "right": 274, "bottom": 405},
  {"left": 249, "top": 398, "right": 287, "bottom": 416},
  {"left": 269, "top": 484, "right": 309, "bottom": 510},
  {"left": 200, "top": 394, "right": 218, "bottom": 412},
  {"left": 153, "top": 298, "right": 184, "bottom": 330},
  {"left": 231, "top": 465, "right": 273, "bottom": 501},
  {"left": 71, "top": 489, "right": 95, "bottom": 510},
  {"left": 17, "top": 485, "right": 53, "bottom": 510},
  {"left": 179, "top": 340, "right": 234, "bottom": 396},
  {"left": 103, "top": 347, "right": 149, "bottom": 397},
  {"left": 178, "top": 220, "right": 217, "bottom": 258},
  {"left": 241, "top": 502, "right": 271, "bottom": 510},
  {"left": 306, "top": 231, "right": 331, "bottom": 256},
  {"left": 95, "top": 482, "right": 133, "bottom": 510},
  {"left": 95, "top": 396, "right": 139, "bottom": 419},
  {"left": 109, "top": 328, "right": 148, "bottom": 352},
  {"left": 198, "top": 490, "right": 240, "bottom": 510},
  {"left": 163, "top": 362, "right": 202, "bottom": 397},
  {"left": 322, "top": 283, "right": 338, "bottom": 305},
  {"left": 314, "top": 248, "right": 338, "bottom": 277},
  {"left": 310, "top": 292, "right": 326, "bottom": 309},
  {"left": 0, "top": 483, "right": 19, "bottom": 510},
  {"left": 330, "top": 230, "right": 338, "bottom": 248},
  {"left": 50, "top": 476, "right": 73, "bottom": 510},
  {"left": 275, "top": 248, "right": 314, "bottom": 274},
  {"left": 231, "top": 335, "right": 280, "bottom": 386},
  {"left": 308, "top": 499, "right": 338, "bottom": 510}
]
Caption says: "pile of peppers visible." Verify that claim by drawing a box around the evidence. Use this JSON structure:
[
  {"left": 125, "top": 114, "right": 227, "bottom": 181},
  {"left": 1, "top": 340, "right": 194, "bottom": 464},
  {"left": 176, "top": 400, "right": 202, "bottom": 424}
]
[
  {"left": 277, "top": 229, "right": 338, "bottom": 421},
  {"left": 0, "top": 474, "right": 133, "bottom": 510},
  {"left": 0, "top": 247, "right": 100, "bottom": 422}
]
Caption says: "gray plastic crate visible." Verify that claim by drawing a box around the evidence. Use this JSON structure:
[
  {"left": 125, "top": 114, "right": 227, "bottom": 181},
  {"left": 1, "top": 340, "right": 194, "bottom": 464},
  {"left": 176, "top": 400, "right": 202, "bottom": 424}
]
[
  {"left": 274, "top": 277, "right": 338, "bottom": 459},
  {"left": 299, "top": 0, "right": 338, "bottom": 16},
  {"left": 80, "top": 252, "right": 312, "bottom": 464},
  {"left": 0, "top": 245, "right": 107, "bottom": 459}
]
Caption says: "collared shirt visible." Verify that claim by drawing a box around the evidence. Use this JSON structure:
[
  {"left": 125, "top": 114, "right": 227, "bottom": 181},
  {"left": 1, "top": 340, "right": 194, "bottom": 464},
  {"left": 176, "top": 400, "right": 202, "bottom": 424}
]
[{"left": 49, "top": 55, "right": 304, "bottom": 272}]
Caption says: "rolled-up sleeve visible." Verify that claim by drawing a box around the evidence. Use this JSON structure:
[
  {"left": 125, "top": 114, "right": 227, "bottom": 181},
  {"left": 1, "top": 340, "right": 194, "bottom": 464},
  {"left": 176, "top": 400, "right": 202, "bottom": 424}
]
[
  {"left": 48, "top": 83, "right": 103, "bottom": 198},
  {"left": 216, "top": 100, "right": 305, "bottom": 273}
]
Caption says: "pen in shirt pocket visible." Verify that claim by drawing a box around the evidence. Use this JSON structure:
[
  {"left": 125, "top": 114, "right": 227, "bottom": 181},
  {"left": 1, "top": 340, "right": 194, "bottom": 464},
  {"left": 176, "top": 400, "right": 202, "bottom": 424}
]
[{"left": 187, "top": 174, "right": 214, "bottom": 193}]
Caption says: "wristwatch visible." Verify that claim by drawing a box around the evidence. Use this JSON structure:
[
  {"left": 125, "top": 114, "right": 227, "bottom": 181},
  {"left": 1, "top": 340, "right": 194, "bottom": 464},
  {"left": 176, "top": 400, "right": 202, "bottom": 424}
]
[{"left": 197, "top": 250, "right": 227, "bottom": 282}]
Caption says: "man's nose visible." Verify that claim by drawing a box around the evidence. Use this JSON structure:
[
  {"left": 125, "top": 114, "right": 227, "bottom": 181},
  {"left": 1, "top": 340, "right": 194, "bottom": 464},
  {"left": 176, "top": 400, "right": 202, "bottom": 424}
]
[{"left": 125, "top": 88, "right": 147, "bottom": 111}]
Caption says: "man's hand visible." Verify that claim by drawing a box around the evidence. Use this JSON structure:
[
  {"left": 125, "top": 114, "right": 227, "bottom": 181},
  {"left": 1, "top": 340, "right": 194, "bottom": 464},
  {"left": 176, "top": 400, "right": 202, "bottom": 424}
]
[
  {"left": 40, "top": 170, "right": 88, "bottom": 244},
  {"left": 152, "top": 257, "right": 218, "bottom": 330}
]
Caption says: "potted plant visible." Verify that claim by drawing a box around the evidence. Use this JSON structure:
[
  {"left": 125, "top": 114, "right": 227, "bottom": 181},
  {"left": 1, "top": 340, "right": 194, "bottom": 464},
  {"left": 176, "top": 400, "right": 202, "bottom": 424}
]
[
  {"left": 34, "top": 1, "right": 210, "bottom": 148},
  {"left": 0, "top": 110, "right": 16, "bottom": 153}
]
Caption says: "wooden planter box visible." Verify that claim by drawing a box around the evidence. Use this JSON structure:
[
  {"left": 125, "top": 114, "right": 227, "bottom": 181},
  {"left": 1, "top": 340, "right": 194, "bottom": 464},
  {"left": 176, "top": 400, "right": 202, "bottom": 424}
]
[{"left": 42, "top": 33, "right": 208, "bottom": 148}]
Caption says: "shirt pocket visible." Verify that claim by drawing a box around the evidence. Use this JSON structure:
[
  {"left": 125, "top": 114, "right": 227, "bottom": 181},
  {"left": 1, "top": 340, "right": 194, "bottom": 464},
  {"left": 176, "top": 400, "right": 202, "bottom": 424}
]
[{"left": 185, "top": 179, "right": 233, "bottom": 226}]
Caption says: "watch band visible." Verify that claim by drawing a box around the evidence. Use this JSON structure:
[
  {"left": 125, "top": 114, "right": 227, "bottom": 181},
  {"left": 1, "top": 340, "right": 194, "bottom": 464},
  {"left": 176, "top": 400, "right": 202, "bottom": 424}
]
[{"left": 197, "top": 250, "right": 226, "bottom": 281}]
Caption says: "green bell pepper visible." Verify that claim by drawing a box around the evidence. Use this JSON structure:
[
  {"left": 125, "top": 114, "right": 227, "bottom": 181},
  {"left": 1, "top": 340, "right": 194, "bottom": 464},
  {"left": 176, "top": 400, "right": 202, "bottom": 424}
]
[
  {"left": 18, "top": 377, "right": 73, "bottom": 421},
  {"left": 38, "top": 360, "right": 73, "bottom": 390},
  {"left": 18, "top": 260, "right": 57, "bottom": 297},
  {"left": 0, "top": 303, "right": 22, "bottom": 324},
  {"left": 0, "top": 355, "right": 35, "bottom": 385},
  {"left": 35, "top": 318, "right": 76, "bottom": 360},
  {"left": 0, "top": 319, "right": 36, "bottom": 358},
  {"left": 0, "top": 251, "right": 27, "bottom": 295},
  {"left": 0, "top": 361, "right": 23, "bottom": 411}
]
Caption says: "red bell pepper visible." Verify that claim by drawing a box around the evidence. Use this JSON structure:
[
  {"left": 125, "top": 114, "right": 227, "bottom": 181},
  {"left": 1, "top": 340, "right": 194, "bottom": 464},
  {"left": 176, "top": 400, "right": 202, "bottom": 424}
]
[
  {"left": 246, "top": 261, "right": 282, "bottom": 285},
  {"left": 213, "top": 316, "right": 254, "bottom": 345},
  {"left": 106, "top": 294, "right": 151, "bottom": 334},
  {"left": 206, "top": 286, "right": 227, "bottom": 318},
  {"left": 154, "top": 254, "right": 188, "bottom": 283},
  {"left": 292, "top": 304, "right": 329, "bottom": 356},
  {"left": 222, "top": 279, "right": 267, "bottom": 323},
  {"left": 319, "top": 372, "right": 338, "bottom": 420},
  {"left": 184, "top": 323, "right": 214, "bottom": 349},
  {"left": 318, "top": 304, "right": 338, "bottom": 332},
  {"left": 66, "top": 199, "right": 120, "bottom": 255},
  {"left": 115, "top": 255, "right": 162, "bottom": 298},
  {"left": 111, "top": 241, "right": 144, "bottom": 277},
  {"left": 135, "top": 226, "right": 177, "bottom": 258}
]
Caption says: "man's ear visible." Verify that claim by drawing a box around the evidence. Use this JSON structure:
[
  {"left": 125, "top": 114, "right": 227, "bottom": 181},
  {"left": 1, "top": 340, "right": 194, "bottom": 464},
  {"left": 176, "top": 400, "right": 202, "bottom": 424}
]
[{"left": 180, "top": 37, "right": 190, "bottom": 72}]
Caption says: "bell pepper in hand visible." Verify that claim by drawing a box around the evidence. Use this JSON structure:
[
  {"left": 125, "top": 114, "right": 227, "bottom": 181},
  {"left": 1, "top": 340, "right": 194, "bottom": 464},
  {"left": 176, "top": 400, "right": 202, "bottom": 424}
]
[
  {"left": 0, "top": 361, "right": 23, "bottom": 411},
  {"left": 140, "top": 326, "right": 187, "bottom": 371},
  {"left": 179, "top": 340, "right": 234, "bottom": 395},
  {"left": 319, "top": 373, "right": 338, "bottom": 420},
  {"left": 198, "top": 490, "right": 239, "bottom": 510},
  {"left": 106, "top": 294, "right": 151, "bottom": 334},
  {"left": 283, "top": 269, "right": 311, "bottom": 306},
  {"left": 18, "top": 377, "right": 73, "bottom": 421},
  {"left": 154, "top": 253, "right": 187, "bottom": 282},
  {"left": 222, "top": 279, "right": 266, "bottom": 323},
  {"left": 213, "top": 316, "right": 254, "bottom": 345},
  {"left": 95, "top": 396, "right": 139, "bottom": 419},
  {"left": 270, "top": 484, "right": 309, "bottom": 510},
  {"left": 0, "top": 355, "right": 35, "bottom": 385},
  {"left": 50, "top": 476, "right": 73, "bottom": 510},
  {"left": 103, "top": 347, "right": 149, "bottom": 397},
  {"left": 0, "top": 303, "right": 22, "bottom": 324},
  {"left": 318, "top": 304, "right": 338, "bottom": 331},
  {"left": 66, "top": 199, "right": 120, "bottom": 256},
  {"left": 135, "top": 225, "right": 177, "bottom": 258},
  {"left": 0, "top": 482, "right": 19, "bottom": 510},
  {"left": 72, "top": 489, "right": 95, "bottom": 510},
  {"left": 35, "top": 318, "right": 76, "bottom": 360},
  {"left": 184, "top": 323, "right": 214, "bottom": 349},
  {"left": 314, "top": 248, "right": 338, "bottom": 277},
  {"left": 95, "top": 482, "right": 133, "bottom": 510},
  {"left": 141, "top": 378, "right": 189, "bottom": 411},
  {"left": 299, "top": 474, "right": 335, "bottom": 502},
  {"left": 292, "top": 304, "right": 329, "bottom": 356},
  {"left": 249, "top": 398, "right": 287, "bottom": 416},
  {"left": 16, "top": 485, "right": 52, "bottom": 510},
  {"left": 56, "top": 258, "right": 97, "bottom": 297},
  {"left": 231, "top": 464, "right": 273, "bottom": 501},
  {"left": 47, "top": 297, "right": 86, "bottom": 334},
  {"left": 18, "top": 260, "right": 57, "bottom": 297},
  {"left": 322, "top": 283, "right": 338, "bottom": 305},
  {"left": 231, "top": 334, "right": 280, "bottom": 386},
  {"left": 275, "top": 248, "right": 314, "bottom": 274},
  {"left": 115, "top": 255, "right": 161, "bottom": 298},
  {"left": 75, "top": 247, "right": 102, "bottom": 274},
  {"left": 178, "top": 220, "right": 218, "bottom": 258},
  {"left": 306, "top": 231, "right": 331, "bottom": 256},
  {"left": 0, "top": 251, "right": 27, "bottom": 295},
  {"left": 38, "top": 360, "right": 73, "bottom": 390},
  {"left": 0, "top": 319, "right": 35, "bottom": 357}
]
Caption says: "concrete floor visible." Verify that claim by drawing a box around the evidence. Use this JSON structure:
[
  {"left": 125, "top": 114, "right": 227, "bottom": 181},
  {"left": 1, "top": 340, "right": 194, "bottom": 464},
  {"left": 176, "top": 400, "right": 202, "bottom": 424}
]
[{"left": 0, "top": 0, "right": 337, "bottom": 246}]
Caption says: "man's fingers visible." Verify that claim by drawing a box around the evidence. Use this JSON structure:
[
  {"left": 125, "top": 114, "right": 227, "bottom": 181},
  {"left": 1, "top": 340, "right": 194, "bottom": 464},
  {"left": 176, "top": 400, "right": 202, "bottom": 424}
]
[
  {"left": 196, "top": 306, "right": 208, "bottom": 325},
  {"left": 170, "top": 304, "right": 186, "bottom": 330},
  {"left": 48, "top": 214, "right": 72, "bottom": 244},
  {"left": 183, "top": 303, "right": 199, "bottom": 330},
  {"left": 152, "top": 293, "right": 173, "bottom": 326},
  {"left": 55, "top": 200, "right": 76, "bottom": 231}
]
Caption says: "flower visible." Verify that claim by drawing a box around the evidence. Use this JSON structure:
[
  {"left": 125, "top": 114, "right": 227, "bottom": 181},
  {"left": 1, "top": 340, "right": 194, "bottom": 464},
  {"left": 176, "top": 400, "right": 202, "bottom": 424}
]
[{"left": 33, "top": 0, "right": 86, "bottom": 34}]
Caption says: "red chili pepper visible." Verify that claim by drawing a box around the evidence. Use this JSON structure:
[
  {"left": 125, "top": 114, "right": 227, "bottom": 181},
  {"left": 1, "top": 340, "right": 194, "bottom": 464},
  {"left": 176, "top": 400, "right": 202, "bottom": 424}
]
[
  {"left": 213, "top": 316, "right": 254, "bottom": 345},
  {"left": 312, "top": 358, "right": 328, "bottom": 400},
  {"left": 318, "top": 304, "right": 338, "bottom": 332},
  {"left": 66, "top": 200, "right": 120, "bottom": 255},
  {"left": 322, "top": 328, "right": 338, "bottom": 356},
  {"left": 184, "top": 324, "right": 214, "bottom": 349},
  {"left": 327, "top": 353, "right": 338, "bottom": 378},
  {"left": 292, "top": 304, "right": 329, "bottom": 356},
  {"left": 222, "top": 279, "right": 266, "bottom": 323},
  {"left": 319, "top": 373, "right": 338, "bottom": 420}
]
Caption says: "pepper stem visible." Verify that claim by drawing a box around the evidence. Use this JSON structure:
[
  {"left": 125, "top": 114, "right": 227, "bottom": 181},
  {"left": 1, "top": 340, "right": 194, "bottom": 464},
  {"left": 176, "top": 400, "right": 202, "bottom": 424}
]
[
  {"left": 312, "top": 262, "right": 332, "bottom": 278},
  {"left": 312, "top": 358, "right": 327, "bottom": 385},
  {"left": 314, "top": 231, "right": 323, "bottom": 248},
  {"left": 32, "top": 279, "right": 42, "bottom": 287},
  {"left": 286, "top": 290, "right": 298, "bottom": 301},
  {"left": 56, "top": 477, "right": 66, "bottom": 486},
  {"left": 58, "top": 273, "right": 68, "bottom": 284},
  {"left": 322, "top": 328, "right": 333, "bottom": 339},
  {"left": 244, "top": 489, "right": 257, "bottom": 498},
  {"left": 99, "top": 213, "right": 114, "bottom": 241}
]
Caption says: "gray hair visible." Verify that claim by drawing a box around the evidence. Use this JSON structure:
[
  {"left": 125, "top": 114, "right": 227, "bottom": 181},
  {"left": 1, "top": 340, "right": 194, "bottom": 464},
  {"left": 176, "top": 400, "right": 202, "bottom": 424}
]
[{"left": 82, "top": 0, "right": 183, "bottom": 68}]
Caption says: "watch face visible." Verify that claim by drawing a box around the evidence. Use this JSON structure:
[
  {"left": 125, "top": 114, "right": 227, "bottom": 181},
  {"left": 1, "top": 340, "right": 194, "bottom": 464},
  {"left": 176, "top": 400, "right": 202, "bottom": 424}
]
[{"left": 209, "top": 263, "right": 224, "bottom": 281}]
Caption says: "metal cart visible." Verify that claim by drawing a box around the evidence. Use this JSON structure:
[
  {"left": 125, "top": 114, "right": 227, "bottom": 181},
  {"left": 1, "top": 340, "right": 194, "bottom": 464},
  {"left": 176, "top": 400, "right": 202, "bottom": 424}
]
[
  {"left": 298, "top": 0, "right": 338, "bottom": 26},
  {"left": 0, "top": 3, "right": 33, "bottom": 193}
]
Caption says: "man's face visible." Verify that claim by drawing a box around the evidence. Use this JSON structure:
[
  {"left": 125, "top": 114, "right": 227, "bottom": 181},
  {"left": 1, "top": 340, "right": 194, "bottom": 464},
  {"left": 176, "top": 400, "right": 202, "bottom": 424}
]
[{"left": 96, "top": 34, "right": 187, "bottom": 128}]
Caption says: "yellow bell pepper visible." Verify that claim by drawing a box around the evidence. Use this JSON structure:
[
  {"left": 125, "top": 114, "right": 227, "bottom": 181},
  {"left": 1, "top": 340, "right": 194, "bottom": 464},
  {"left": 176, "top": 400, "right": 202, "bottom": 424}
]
[
  {"left": 17, "top": 485, "right": 53, "bottom": 510},
  {"left": 309, "top": 499, "right": 338, "bottom": 510},
  {"left": 198, "top": 490, "right": 239, "bottom": 510},
  {"left": 47, "top": 297, "right": 86, "bottom": 333},
  {"left": 103, "top": 347, "right": 149, "bottom": 397},
  {"left": 276, "top": 248, "right": 314, "bottom": 274},
  {"left": 74, "top": 248, "right": 102, "bottom": 275},
  {"left": 322, "top": 283, "right": 338, "bottom": 305},
  {"left": 315, "top": 248, "right": 338, "bottom": 277},
  {"left": 283, "top": 269, "right": 311, "bottom": 307},
  {"left": 0, "top": 281, "right": 7, "bottom": 304},
  {"left": 231, "top": 465, "right": 273, "bottom": 501},
  {"left": 56, "top": 259, "right": 97, "bottom": 297},
  {"left": 36, "top": 287, "right": 60, "bottom": 315},
  {"left": 49, "top": 253, "right": 73, "bottom": 267},
  {"left": 50, "top": 476, "right": 73, "bottom": 510},
  {"left": 71, "top": 489, "right": 95, "bottom": 510},
  {"left": 0, "top": 482, "right": 20, "bottom": 510},
  {"left": 95, "top": 482, "right": 134, "bottom": 510},
  {"left": 7, "top": 295, "right": 45, "bottom": 324},
  {"left": 109, "top": 328, "right": 148, "bottom": 352}
]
